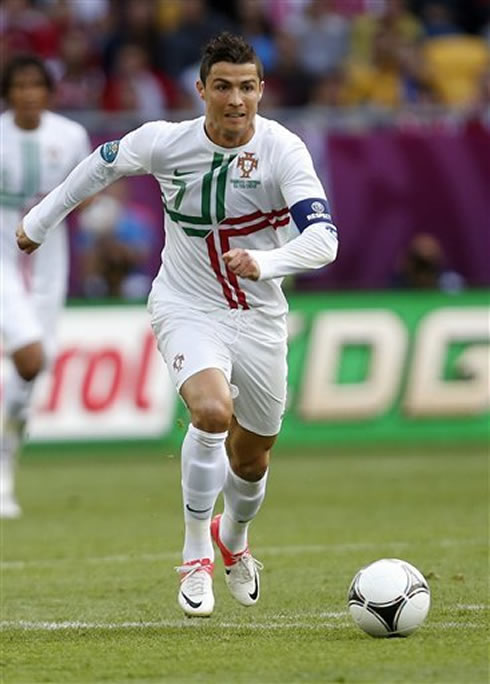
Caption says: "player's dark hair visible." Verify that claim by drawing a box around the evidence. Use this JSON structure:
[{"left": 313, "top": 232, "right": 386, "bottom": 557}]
[
  {"left": 1, "top": 54, "right": 55, "bottom": 100},
  {"left": 200, "top": 32, "right": 264, "bottom": 84}
]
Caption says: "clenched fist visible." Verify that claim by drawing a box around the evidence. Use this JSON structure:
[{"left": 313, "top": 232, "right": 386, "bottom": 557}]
[
  {"left": 223, "top": 248, "right": 260, "bottom": 281},
  {"left": 16, "top": 225, "right": 40, "bottom": 254}
]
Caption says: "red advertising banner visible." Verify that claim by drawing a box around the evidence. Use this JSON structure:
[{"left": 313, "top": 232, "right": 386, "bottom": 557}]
[{"left": 17, "top": 306, "right": 176, "bottom": 441}]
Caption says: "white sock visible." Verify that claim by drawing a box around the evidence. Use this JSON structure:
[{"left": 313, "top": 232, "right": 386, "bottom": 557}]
[
  {"left": 181, "top": 424, "right": 228, "bottom": 563},
  {"left": 2, "top": 368, "right": 34, "bottom": 425},
  {"left": 221, "top": 468, "right": 268, "bottom": 554},
  {"left": 0, "top": 370, "right": 33, "bottom": 501}
]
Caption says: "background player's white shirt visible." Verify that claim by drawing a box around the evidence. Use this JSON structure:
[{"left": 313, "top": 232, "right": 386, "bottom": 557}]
[
  {"left": 1, "top": 110, "right": 91, "bottom": 352},
  {"left": 23, "top": 115, "right": 337, "bottom": 316},
  {"left": 1, "top": 110, "right": 91, "bottom": 263}
]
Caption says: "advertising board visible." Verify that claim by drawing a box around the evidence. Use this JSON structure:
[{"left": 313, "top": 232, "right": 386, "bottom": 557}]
[{"left": 18, "top": 292, "right": 489, "bottom": 445}]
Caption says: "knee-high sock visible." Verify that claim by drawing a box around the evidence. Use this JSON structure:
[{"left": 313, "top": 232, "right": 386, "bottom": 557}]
[
  {"left": 0, "top": 369, "right": 34, "bottom": 498},
  {"left": 221, "top": 467, "right": 268, "bottom": 554},
  {"left": 181, "top": 424, "right": 228, "bottom": 562}
]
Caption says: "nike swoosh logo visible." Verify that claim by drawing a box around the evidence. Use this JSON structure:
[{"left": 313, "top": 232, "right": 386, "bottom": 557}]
[
  {"left": 248, "top": 573, "right": 259, "bottom": 601},
  {"left": 181, "top": 591, "right": 202, "bottom": 609},
  {"left": 173, "top": 169, "right": 192, "bottom": 176},
  {"left": 186, "top": 504, "right": 213, "bottom": 514}
]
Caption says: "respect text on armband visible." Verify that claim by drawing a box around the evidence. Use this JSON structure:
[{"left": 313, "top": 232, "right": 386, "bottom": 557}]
[
  {"left": 306, "top": 211, "right": 332, "bottom": 222},
  {"left": 291, "top": 198, "right": 332, "bottom": 232}
]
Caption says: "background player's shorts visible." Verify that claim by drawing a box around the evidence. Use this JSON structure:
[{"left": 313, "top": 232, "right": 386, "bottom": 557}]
[
  {"left": 148, "top": 298, "right": 288, "bottom": 437},
  {"left": 1, "top": 229, "right": 67, "bottom": 357},
  {"left": 1, "top": 260, "right": 43, "bottom": 353}
]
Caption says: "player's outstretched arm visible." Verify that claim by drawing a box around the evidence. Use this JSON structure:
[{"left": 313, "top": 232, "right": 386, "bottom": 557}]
[
  {"left": 19, "top": 124, "right": 157, "bottom": 249},
  {"left": 20, "top": 148, "right": 124, "bottom": 248}
]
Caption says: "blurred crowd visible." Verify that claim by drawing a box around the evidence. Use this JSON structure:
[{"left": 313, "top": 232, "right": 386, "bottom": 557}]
[
  {"left": 1, "top": 0, "right": 489, "bottom": 118},
  {"left": 2, "top": 0, "right": 486, "bottom": 299}
]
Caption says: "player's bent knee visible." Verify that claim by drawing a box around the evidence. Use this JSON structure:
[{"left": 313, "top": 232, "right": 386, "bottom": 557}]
[
  {"left": 192, "top": 398, "right": 233, "bottom": 433},
  {"left": 16, "top": 359, "right": 43, "bottom": 382},
  {"left": 12, "top": 344, "right": 44, "bottom": 381}
]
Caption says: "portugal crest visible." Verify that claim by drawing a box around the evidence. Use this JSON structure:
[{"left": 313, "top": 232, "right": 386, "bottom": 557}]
[
  {"left": 172, "top": 353, "right": 185, "bottom": 372},
  {"left": 237, "top": 151, "right": 258, "bottom": 179}
]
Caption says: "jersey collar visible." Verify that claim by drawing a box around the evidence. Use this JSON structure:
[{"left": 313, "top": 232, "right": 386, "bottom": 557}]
[{"left": 198, "top": 115, "right": 261, "bottom": 153}]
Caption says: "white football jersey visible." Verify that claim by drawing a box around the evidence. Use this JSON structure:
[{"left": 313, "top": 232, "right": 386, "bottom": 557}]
[
  {"left": 0, "top": 110, "right": 91, "bottom": 263},
  {"left": 23, "top": 115, "right": 335, "bottom": 316},
  {"left": 1, "top": 110, "right": 91, "bottom": 354}
]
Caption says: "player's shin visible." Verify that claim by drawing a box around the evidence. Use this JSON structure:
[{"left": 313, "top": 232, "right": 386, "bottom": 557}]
[
  {"left": 181, "top": 424, "right": 228, "bottom": 562},
  {"left": 0, "top": 371, "right": 35, "bottom": 517},
  {"left": 0, "top": 422, "right": 24, "bottom": 517},
  {"left": 220, "top": 467, "right": 269, "bottom": 554}
]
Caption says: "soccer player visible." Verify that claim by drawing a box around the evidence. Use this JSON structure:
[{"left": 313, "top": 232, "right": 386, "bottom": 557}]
[
  {"left": 17, "top": 33, "right": 339, "bottom": 614},
  {"left": 0, "top": 56, "right": 91, "bottom": 518}
]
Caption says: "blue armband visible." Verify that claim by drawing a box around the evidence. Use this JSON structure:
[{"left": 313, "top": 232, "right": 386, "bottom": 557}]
[{"left": 290, "top": 198, "right": 332, "bottom": 233}]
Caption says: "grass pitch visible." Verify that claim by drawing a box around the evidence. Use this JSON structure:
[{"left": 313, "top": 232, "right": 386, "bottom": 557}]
[{"left": 1, "top": 442, "right": 488, "bottom": 683}]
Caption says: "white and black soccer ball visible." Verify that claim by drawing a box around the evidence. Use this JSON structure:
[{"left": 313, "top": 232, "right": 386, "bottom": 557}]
[{"left": 348, "top": 558, "right": 430, "bottom": 637}]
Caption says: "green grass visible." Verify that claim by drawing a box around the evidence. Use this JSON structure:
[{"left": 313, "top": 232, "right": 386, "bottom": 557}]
[{"left": 1, "top": 443, "right": 488, "bottom": 683}]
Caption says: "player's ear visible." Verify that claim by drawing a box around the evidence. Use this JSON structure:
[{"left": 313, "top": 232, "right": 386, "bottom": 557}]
[
  {"left": 196, "top": 80, "right": 206, "bottom": 101},
  {"left": 258, "top": 81, "right": 264, "bottom": 102}
]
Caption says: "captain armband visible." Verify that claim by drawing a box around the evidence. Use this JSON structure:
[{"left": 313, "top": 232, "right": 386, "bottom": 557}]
[{"left": 290, "top": 198, "right": 337, "bottom": 235}]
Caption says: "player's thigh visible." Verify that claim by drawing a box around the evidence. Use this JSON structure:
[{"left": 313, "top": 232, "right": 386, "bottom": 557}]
[
  {"left": 231, "top": 327, "right": 288, "bottom": 437},
  {"left": 180, "top": 368, "right": 234, "bottom": 431},
  {"left": 149, "top": 302, "right": 233, "bottom": 394},
  {"left": 32, "top": 230, "right": 68, "bottom": 331}
]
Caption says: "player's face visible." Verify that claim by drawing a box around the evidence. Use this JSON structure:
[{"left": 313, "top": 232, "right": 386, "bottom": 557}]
[
  {"left": 197, "top": 62, "right": 264, "bottom": 148},
  {"left": 8, "top": 66, "right": 51, "bottom": 129}
]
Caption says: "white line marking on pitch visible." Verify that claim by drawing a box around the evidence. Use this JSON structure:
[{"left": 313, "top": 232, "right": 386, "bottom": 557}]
[
  {"left": 436, "top": 622, "right": 480, "bottom": 629},
  {"left": 0, "top": 619, "right": 348, "bottom": 631},
  {"left": 1, "top": 538, "right": 484, "bottom": 571},
  {"left": 0, "top": 619, "right": 481, "bottom": 632}
]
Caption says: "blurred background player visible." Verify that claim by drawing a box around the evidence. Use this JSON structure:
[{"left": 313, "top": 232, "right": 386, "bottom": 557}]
[
  {"left": 16, "top": 33, "right": 339, "bottom": 616},
  {"left": 0, "top": 55, "right": 91, "bottom": 518}
]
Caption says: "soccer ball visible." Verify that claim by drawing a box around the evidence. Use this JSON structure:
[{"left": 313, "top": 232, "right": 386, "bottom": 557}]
[{"left": 348, "top": 558, "right": 430, "bottom": 637}]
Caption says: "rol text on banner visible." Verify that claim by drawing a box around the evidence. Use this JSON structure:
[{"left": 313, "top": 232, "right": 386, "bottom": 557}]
[{"left": 24, "top": 306, "right": 176, "bottom": 441}]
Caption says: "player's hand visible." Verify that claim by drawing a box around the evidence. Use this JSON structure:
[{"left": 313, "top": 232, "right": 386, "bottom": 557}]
[
  {"left": 16, "top": 224, "right": 40, "bottom": 254},
  {"left": 223, "top": 248, "right": 260, "bottom": 281}
]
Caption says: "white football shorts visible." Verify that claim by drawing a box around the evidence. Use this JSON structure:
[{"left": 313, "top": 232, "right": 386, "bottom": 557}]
[
  {"left": 1, "top": 228, "right": 67, "bottom": 358},
  {"left": 148, "top": 296, "right": 288, "bottom": 437}
]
